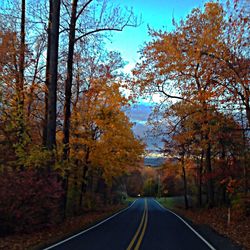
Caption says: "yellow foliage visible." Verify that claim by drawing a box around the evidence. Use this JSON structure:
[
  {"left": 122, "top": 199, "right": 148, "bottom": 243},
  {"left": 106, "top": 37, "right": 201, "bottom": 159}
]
[{"left": 69, "top": 79, "right": 145, "bottom": 184}]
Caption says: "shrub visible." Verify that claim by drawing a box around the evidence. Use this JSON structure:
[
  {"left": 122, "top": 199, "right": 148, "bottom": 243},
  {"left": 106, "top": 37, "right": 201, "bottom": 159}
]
[{"left": 0, "top": 168, "right": 64, "bottom": 235}]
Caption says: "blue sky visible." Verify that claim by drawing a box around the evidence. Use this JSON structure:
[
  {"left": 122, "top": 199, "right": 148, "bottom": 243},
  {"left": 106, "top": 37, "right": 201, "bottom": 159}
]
[
  {"left": 106, "top": 0, "right": 207, "bottom": 154},
  {"left": 107, "top": 0, "right": 207, "bottom": 73}
]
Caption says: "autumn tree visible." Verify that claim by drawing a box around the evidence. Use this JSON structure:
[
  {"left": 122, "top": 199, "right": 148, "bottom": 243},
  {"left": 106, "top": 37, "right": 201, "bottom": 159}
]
[
  {"left": 125, "top": 170, "right": 144, "bottom": 197},
  {"left": 132, "top": 1, "right": 249, "bottom": 207},
  {"left": 202, "top": 1, "right": 250, "bottom": 127},
  {"left": 159, "top": 161, "right": 183, "bottom": 197},
  {"left": 61, "top": 0, "right": 139, "bottom": 160},
  {"left": 0, "top": 1, "right": 30, "bottom": 164},
  {"left": 66, "top": 78, "right": 144, "bottom": 212},
  {"left": 0, "top": 30, "right": 19, "bottom": 164},
  {"left": 152, "top": 99, "right": 246, "bottom": 207},
  {"left": 0, "top": 0, "right": 145, "bottom": 232}
]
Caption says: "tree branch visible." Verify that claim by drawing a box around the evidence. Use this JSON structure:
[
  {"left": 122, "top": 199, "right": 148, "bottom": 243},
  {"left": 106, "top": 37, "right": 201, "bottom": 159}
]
[
  {"left": 156, "top": 84, "right": 193, "bottom": 103},
  {"left": 76, "top": 0, "right": 94, "bottom": 21},
  {"left": 75, "top": 25, "right": 131, "bottom": 43}
]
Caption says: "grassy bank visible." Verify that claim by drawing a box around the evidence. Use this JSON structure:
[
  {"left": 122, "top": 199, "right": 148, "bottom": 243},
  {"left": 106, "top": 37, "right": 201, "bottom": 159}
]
[{"left": 156, "top": 196, "right": 188, "bottom": 210}]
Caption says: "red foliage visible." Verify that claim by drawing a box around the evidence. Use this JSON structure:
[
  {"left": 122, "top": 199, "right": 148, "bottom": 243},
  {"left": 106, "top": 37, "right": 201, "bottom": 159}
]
[
  {"left": 203, "top": 157, "right": 241, "bottom": 185},
  {"left": 0, "top": 169, "right": 64, "bottom": 235}
]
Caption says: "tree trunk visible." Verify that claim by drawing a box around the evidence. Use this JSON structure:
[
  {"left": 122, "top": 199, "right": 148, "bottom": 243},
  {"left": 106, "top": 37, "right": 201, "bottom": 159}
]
[
  {"left": 245, "top": 97, "right": 250, "bottom": 128},
  {"left": 220, "top": 144, "right": 227, "bottom": 204},
  {"left": 202, "top": 100, "right": 214, "bottom": 207},
  {"left": 73, "top": 64, "right": 81, "bottom": 109},
  {"left": 72, "top": 166, "right": 79, "bottom": 215},
  {"left": 46, "top": 0, "right": 61, "bottom": 150},
  {"left": 63, "top": 0, "right": 78, "bottom": 160},
  {"left": 198, "top": 151, "right": 204, "bottom": 207},
  {"left": 79, "top": 165, "right": 89, "bottom": 209},
  {"left": 19, "top": 0, "right": 25, "bottom": 103},
  {"left": 79, "top": 147, "right": 90, "bottom": 209},
  {"left": 17, "top": 0, "right": 25, "bottom": 146},
  {"left": 241, "top": 112, "right": 249, "bottom": 194},
  {"left": 206, "top": 141, "right": 214, "bottom": 207},
  {"left": 181, "top": 154, "right": 189, "bottom": 210},
  {"left": 62, "top": 172, "right": 69, "bottom": 219},
  {"left": 43, "top": 0, "right": 52, "bottom": 146},
  {"left": 43, "top": 90, "right": 49, "bottom": 146}
]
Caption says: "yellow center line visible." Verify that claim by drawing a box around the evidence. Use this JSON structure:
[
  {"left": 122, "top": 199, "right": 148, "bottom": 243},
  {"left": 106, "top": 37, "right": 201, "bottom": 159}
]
[
  {"left": 126, "top": 199, "right": 147, "bottom": 250},
  {"left": 134, "top": 200, "right": 148, "bottom": 250}
]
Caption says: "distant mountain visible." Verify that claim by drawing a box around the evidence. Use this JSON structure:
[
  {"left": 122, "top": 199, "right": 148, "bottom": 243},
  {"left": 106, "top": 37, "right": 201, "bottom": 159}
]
[{"left": 144, "top": 157, "right": 166, "bottom": 167}]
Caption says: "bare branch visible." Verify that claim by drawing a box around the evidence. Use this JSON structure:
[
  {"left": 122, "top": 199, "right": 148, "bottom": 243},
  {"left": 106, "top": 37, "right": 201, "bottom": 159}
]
[
  {"left": 156, "top": 84, "right": 193, "bottom": 103},
  {"left": 76, "top": 0, "right": 94, "bottom": 21},
  {"left": 75, "top": 25, "right": 131, "bottom": 43}
]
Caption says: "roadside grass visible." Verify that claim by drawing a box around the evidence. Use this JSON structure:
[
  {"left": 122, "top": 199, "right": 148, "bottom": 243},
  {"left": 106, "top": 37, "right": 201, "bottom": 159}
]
[
  {"left": 123, "top": 196, "right": 137, "bottom": 205},
  {"left": 156, "top": 196, "right": 187, "bottom": 210}
]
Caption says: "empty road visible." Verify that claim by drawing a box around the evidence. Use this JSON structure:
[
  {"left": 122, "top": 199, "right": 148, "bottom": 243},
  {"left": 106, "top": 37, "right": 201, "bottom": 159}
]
[{"left": 44, "top": 198, "right": 215, "bottom": 250}]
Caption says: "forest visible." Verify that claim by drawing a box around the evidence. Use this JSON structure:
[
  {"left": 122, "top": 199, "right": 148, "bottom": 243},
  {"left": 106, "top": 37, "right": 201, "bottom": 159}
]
[
  {"left": 0, "top": 0, "right": 249, "bottom": 248},
  {"left": 131, "top": 1, "right": 249, "bottom": 207},
  {"left": 0, "top": 0, "right": 144, "bottom": 236},
  {"left": 129, "top": 1, "right": 250, "bottom": 247}
]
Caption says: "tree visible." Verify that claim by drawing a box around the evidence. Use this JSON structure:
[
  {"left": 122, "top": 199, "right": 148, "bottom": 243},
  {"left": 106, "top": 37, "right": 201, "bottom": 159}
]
[
  {"left": 133, "top": 3, "right": 226, "bottom": 206},
  {"left": 16, "top": 0, "right": 25, "bottom": 147},
  {"left": 131, "top": 2, "right": 249, "bottom": 207},
  {"left": 46, "top": 0, "right": 61, "bottom": 150},
  {"left": 0, "top": 1, "right": 28, "bottom": 162},
  {"left": 156, "top": 100, "right": 246, "bottom": 207},
  {"left": 202, "top": 1, "right": 250, "bottom": 127},
  {"left": 60, "top": 76, "right": 144, "bottom": 213},
  {"left": 62, "top": 0, "right": 139, "bottom": 160},
  {"left": 126, "top": 170, "right": 144, "bottom": 197}
]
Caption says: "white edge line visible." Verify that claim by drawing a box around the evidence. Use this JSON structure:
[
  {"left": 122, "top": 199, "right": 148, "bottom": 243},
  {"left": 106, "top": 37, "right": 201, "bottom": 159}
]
[
  {"left": 154, "top": 199, "right": 216, "bottom": 250},
  {"left": 44, "top": 199, "right": 138, "bottom": 250}
]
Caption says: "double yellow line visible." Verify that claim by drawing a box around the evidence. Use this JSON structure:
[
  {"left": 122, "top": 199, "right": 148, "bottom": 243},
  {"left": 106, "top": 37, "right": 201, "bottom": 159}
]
[{"left": 127, "top": 199, "right": 148, "bottom": 250}]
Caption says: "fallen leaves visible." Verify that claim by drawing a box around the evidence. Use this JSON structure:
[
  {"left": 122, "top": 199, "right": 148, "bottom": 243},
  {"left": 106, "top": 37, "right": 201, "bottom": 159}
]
[
  {"left": 177, "top": 207, "right": 250, "bottom": 250},
  {"left": 0, "top": 205, "right": 124, "bottom": 250}
]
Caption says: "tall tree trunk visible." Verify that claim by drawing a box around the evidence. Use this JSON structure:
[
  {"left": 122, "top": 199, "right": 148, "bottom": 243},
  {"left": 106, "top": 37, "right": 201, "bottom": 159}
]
[
  {"left": 245, "top": 96, "right": 250, "bottom": 128},
  {"left": 202, "top": 100, "right": 214, "bottom": 207},
  {"left": 240, "top": 106, "right": 249, "bottom": 194},
  {"left": 62, "top": 0, "right": 78, "bottom": 160},
  {"left": 198, "top": 150, "right": 204, "bottom": 207},
  {"left": 43, "top": 0, "right": 52, "bottom": 146},
  {"left": 73, "top": 64, "right": 81, "bottom": 109},
  {"left": 46, "top": 0, "right": 61, "bottom": 150},
  {"left": 79, "top": 147, "right": 90, "bottom": 209},
  {"left": 17, "top": 0, "right": 25, "bottom": 146},
  {"left": 72, "top": 165, "right": 79, "bottom": 215},
  {"left": 19, "top": 0, "right": 25, "bottom": 102},
  {"left": 62, "top": 171, "right": 69, "bottom": 219},
  {"left": 43, "top": 88, "right": 49, "bottom": 146},
  {"left": 206, "top": 141, "right": 214, "bottom": 207},
  {"left": 181, "top": 152, "right": 189, "bottom": 210},
  {"left": 79, "top": 165, "right": 89, "bottom": 209}
]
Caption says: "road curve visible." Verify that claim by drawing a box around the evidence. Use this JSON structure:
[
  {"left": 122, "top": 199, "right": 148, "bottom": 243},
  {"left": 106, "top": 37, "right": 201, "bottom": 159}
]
[{"left": 44, "top": 198, "right": 215, "bottom": 250}]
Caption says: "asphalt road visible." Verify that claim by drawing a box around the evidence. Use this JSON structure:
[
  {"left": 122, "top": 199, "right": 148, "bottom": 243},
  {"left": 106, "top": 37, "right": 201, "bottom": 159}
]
[{"left": 44, "top": 198, "right": 215, "bottom": 250}]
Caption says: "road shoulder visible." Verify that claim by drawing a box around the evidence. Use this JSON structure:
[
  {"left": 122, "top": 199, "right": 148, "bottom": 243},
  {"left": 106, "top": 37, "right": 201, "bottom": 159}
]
[
  {"left": 157, "top": 199, "right": 244, "bottom": 250},
  {"left": 175, "top": 211, "right": 243, "bottom": 250}
]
